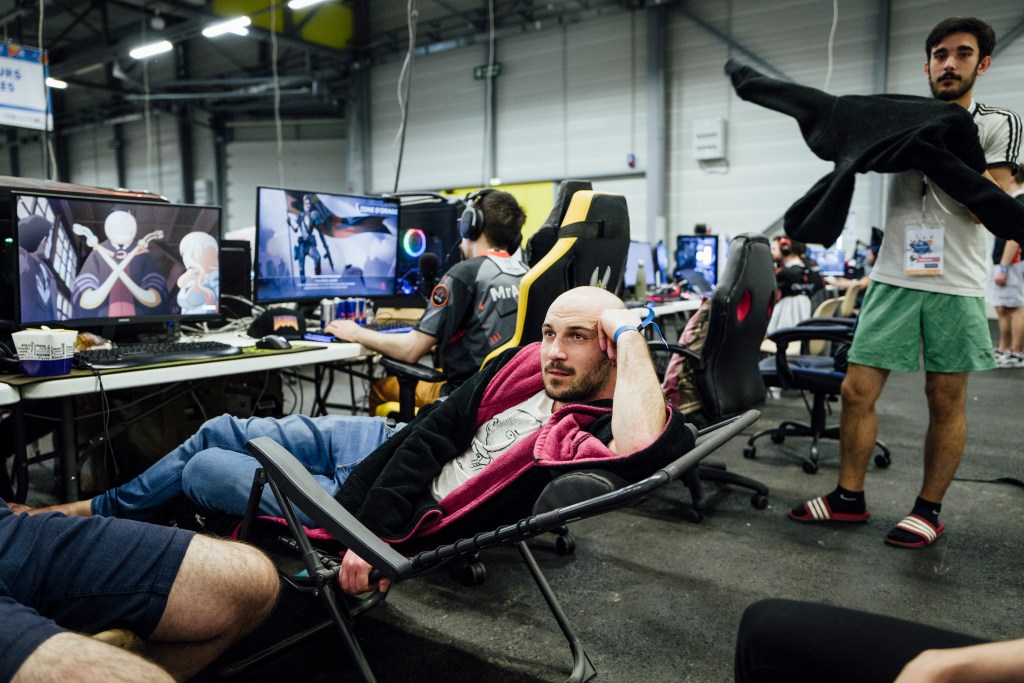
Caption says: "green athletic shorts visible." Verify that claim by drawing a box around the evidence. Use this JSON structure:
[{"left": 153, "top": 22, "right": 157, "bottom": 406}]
[{"left": 848, "top": 281, "right": 997, "bottom": 373}]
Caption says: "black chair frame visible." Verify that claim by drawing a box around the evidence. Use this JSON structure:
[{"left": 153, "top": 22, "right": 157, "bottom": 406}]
[{"left": 228, "top": 409, "right": 760, "bottom": 683}]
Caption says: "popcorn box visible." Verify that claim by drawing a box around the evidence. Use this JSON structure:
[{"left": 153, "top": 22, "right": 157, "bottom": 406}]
[{"left": 11, "top": 328, "right": 79, "bottom": 377}]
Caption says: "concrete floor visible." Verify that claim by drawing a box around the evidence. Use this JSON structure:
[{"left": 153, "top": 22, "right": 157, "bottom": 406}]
[
  {"left": 19, "top": 361, "right": 1024, "bottom": 682},
  {"left": 219, "top": 363, "right": 1024, "bottom": 682}
]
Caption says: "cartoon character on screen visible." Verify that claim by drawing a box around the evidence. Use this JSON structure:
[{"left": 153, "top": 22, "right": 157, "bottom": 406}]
[
  {"left": 176, "top": 231, "right": 220, "bottom": 315},
  {"left": 72, "top": 210, "right": 169, "bottom": 318},
  {"left": 287, "top": 193, "right": 335, "bottom": 281},
  {"left": 17, "top": 215, "right": 59, "bottom": 322}
]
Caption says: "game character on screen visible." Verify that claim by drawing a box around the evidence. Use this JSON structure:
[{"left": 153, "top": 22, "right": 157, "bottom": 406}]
[
  {"left": 72, "top": 210, "right": 169, "bottom": 318},
  {"left": 288, "top": 193, "right": 333, "bottom": 281},
  {"left": 176, "top": 231, "right": 220, "bottom": 315}
]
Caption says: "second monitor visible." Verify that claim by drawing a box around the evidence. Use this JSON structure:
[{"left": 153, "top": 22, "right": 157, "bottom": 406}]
[
  {"left": 675, "top": 234, "right": 719, "bottom": 294},
  {"left": 253, "top": 187, "right": 400, "bottom": 305}
]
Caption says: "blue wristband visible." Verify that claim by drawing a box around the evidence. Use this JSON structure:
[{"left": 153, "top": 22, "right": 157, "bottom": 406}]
[{"left": 613, "top": 325, "right": 641, "bottom": 343}]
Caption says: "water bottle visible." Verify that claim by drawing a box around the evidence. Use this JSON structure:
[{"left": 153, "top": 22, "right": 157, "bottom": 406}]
[{"left": 634, "top": 259, "right": 647, "bottom": 300}]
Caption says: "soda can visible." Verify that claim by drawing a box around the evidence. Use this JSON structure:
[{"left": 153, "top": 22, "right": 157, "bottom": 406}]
[
  {"left": 332, "top": 297, "right": 344, "bottom": 321},
  {"left": 342, "top": 298, "right": 356, "bottom": 321},
  {"left": 319, "top": 298, "right": 336, "bottom": 330},
  {"left": 353, "top": 297, "right": 366, "bottom": 325}
]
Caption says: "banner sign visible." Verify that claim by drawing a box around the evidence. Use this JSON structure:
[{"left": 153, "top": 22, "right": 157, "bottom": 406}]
[{"left": 0, "top": 43, "right": 52, "bottom": 131}]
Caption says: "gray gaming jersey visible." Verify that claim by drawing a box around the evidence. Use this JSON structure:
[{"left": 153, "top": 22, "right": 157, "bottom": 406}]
[{"left": 415, "top": 253, "right": 529, "bottom": 386}]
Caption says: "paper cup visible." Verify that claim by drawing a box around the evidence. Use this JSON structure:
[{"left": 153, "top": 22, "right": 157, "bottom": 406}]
[{"left": 11, "top": 328, "right": 78, "bottom": 377}]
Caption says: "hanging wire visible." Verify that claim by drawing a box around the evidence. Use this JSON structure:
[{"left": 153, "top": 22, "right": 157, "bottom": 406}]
[
  {"left": 823, "top": 0, "right": 838, "bottom": 93},
  {"left": 271, "top": 1, "right": 285, "bottom": 187},
  {"left": 37, "top": 0, "right": 55, "bottom": 178},
  {"left": 481, "top": 0, "right": 495, "bottom": 186},
  {"left": 392, "top": 0, "right": 419, "bottom": 193}
]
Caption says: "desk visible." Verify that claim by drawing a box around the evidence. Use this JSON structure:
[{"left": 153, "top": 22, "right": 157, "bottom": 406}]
[
  {"left": 0, "top": 383, "right": 18, "bottom": 406},
  {"left": 4, "top": 334, "right": 364, "bottom": 503}
]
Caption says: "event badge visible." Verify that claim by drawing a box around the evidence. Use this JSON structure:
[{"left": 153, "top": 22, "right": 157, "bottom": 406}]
[{"left": 904, "top": 225, "right": 943, "bottom": 276}]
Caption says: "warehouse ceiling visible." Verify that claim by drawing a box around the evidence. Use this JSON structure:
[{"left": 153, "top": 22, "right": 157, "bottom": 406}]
[{"left": 1, "top": 0, "right": 643, "bottom": 132}]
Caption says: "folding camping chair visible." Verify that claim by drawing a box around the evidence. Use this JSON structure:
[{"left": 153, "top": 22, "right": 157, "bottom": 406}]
[{"left": 225, "top": 409, "right": 759, "bottom": 682}]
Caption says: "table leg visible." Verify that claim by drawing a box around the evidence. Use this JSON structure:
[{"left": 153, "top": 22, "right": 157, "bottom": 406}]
[{"left": 57, "top": 396, "right": 78, "bottom": 502}]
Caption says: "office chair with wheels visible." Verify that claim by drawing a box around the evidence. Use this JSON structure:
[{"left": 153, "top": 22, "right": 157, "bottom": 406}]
[
  {"left": 744, "top": 320, "right": 891, "bottom": 473},
  {"left": 380, "top": 186, "right": 630, "bottom": 422},
  {"left": 650, "top": 233, "right": 775, "bottom": 521}
]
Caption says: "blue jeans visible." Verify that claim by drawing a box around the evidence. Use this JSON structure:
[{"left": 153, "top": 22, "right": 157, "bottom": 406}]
[{"left": 91, "top": 414, "right": 400, "bottom": 526}]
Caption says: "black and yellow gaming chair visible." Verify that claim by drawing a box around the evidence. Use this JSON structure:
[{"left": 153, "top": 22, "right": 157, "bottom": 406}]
[{"left": 378, "top": 189, "right": 631, "bottom": 422}]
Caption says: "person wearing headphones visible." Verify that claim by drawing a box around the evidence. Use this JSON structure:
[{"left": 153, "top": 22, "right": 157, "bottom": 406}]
[{"left": 326, "top": 189, "right": 528, "bottom": 414}]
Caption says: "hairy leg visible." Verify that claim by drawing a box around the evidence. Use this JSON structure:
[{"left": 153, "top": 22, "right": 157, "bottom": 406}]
[
  {"left": 139, "top": 534, "right": 279, "bottom": 680},
  {"left": 838, "top": 363, "right": 890, "bottom": 492},
  {"left": 920, "top": 372, "right": 968, "bottom": 503},
  {"left": 13, "top": 632, "right": 173, "bottom": 683}
]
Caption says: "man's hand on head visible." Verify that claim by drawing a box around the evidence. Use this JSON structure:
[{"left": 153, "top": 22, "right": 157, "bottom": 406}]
[
  {"left": 599, "top": 308, "right": 646, "bottom": 361},
  {"left": 324, "top": 319, "right": 363, "bottom": 342},
  {"left": 339, "top": 550, "right": 390, "bottom": 596}
]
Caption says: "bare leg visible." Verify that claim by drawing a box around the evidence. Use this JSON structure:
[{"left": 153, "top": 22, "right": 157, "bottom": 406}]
[
  {"left": 138, "top": 534, "right": 279, "bottom": 680},
  {"left": 1011, "top": 307, "right": 1024, "bottom": 354},
  {"left": 919, "top": 372, "right": 969, "bottom": 503},
  {"left": 995, "top": 306, "right": 1012, "bottom": 351},
  {"left": 837, "top": 363, "right": 890, "bottom": 492},
  {"left": 13, "top": 632, "right": 174, "bottom": 683}
]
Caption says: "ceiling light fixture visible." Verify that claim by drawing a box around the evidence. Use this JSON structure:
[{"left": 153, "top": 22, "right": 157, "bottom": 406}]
[
  {"left": 202, "top": 16, "right": 252, "bottom": 38},
  {"left": 45, "top": 77, "right": 68, "bottom": 89},
  {"left": 129, "top": 40, "right": 173, "bottom": 60},
  {"left": 288, "top": 0, "right": 329, "bottom": 10}
]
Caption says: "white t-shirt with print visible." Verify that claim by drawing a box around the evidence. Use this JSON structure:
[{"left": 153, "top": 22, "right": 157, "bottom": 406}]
[{"left": 430, "top": 389, "right": 554, "bottom": 502}]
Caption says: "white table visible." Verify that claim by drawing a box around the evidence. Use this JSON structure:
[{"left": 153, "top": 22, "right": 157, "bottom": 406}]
[
  {"left": 0, "top": 382, "right": 18, "bottom": 406},
  {"left": 6, "top": 333, "right": 365, "bottom": 502}
]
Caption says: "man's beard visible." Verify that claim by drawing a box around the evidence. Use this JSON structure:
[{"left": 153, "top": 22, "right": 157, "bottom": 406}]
[
  {"left": 543, "top": 358, "right": 613, "bottom": 403},
  {"left": 929, "top": 70, "right": 976, "bottom": 101}
]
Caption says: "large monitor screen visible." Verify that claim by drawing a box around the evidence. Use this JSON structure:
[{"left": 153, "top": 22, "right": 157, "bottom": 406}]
[
  {"left": 14, "top": 192, "right": 222, "bottom": 327},
  {"left": 254, "top": 187, "right": 400, "bottom": 304},
  {"left": 623, "top": 240, "right": 656, "bottom": 288},
  {"left": 675, "top": 234, "right": 719, "bottom": 293},
  {"left": 805, "top": 245, "right": 846, "bottom": 277}
]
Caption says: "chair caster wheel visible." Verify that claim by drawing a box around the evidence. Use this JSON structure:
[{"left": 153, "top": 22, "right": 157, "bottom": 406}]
[
  {"left": 751, "top": 494, "right": 769, "bottom": 510},
  {"left": 743, "top": 446, "right": 757, "bottom": 459},
  {"left": 770, "top": 431, "right": 785, "bottom": 444},
  {"left": 684, "top": 508, "right": 705, "bottom": 523},
  {"left": 874, "top": 453, "right": 891, "bottom": 468},
  {"left": 802, "top": 460, "right": 819, "bottom": 474},
  {"left": 555, "top": 533, "right": 576, "bottom": 555},
  {"left": 462, "top": 563, "right": 487, "bottom": 586}
]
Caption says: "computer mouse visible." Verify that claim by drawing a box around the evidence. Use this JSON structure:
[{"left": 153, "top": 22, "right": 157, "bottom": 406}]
[{"left": 255, "top": 334, "right": 292, "bottom": 350}]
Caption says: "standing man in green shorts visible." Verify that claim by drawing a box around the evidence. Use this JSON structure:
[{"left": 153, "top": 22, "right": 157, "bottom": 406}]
[{"left": 788, "top": 17, "right": 1022, "bottom": 548}]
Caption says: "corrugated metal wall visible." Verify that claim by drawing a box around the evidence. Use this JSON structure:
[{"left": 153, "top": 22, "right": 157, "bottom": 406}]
[{"left": 30, "top": 1, "right": 1024, "bottom": 248}]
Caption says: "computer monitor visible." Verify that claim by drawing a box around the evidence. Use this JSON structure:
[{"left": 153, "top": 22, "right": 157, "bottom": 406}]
[
  {"left": 805, "top": 245, "right": 846, "bottom": 277},
  {"left": 675, "top": 234, "right": 719, "bottom": 293},
  {"left": 654, "top": 240, "right": 670, "bottom": 285},
  {"left": 12, "top": 192, "right": 223, "bottom": 329},
  {"left": 253, "top": 187, "right": 400, "bottom": 305},
  {"left": 622, "top": 240, "right": 656, "bottom": 288}
]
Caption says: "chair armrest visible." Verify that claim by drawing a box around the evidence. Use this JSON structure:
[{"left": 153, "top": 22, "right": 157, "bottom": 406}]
[
  {"left": 767, "top": 324, "right": 853, "bottom": 347},
  {"left": 647, "top": 340, "right": 704, "bottom": 371},
  {"left": 797, "top": 316, "right": 856, "bottom": 328},
  {"left": 244, "top": 436, "right": 414, "bottom": 582},
  {"left": 378, "top": 357, "right": 447, "bottom": 384}
]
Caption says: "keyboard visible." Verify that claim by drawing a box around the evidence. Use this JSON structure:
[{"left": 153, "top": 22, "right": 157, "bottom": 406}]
[{"left": 75, "top": 340, "right": 243, "bottom": 369}]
